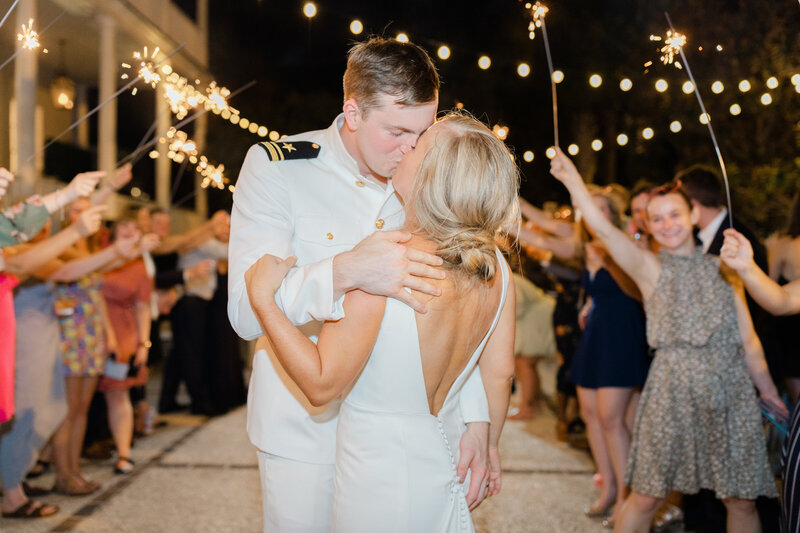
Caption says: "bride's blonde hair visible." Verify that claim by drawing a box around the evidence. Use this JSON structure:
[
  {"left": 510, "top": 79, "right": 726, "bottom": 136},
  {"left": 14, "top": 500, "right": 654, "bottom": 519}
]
[{"left": 406, "top": 112, "right": 520, "bottom": 282}]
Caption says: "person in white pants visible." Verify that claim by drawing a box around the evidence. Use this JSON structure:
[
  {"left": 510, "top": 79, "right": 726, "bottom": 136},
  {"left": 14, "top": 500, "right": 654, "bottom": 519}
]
[{"left": 228, "top": 37, "right": 495, "bottom": 532}]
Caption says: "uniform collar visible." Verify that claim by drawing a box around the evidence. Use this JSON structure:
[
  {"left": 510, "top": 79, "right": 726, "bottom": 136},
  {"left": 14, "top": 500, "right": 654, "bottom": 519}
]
[{"left": 325, "top": 114, "right": 391, "bottom": 192}]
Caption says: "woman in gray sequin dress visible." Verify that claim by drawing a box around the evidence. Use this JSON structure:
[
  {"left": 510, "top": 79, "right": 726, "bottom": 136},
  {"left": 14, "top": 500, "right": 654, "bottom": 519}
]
[{"left": 550, "top": 147, "right": 783, "bottom": 533}]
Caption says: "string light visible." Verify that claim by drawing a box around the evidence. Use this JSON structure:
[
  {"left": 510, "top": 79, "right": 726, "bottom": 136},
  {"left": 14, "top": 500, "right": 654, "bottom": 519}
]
[
  {"left": 567, "top": 144, "right": 578, "bottom": 155},
  {"left": 682, "top": 81, "right": 694, "bottom": 94},
  {"left": 523, "top": 151, "right": 534, "bottom": 162},
  {"left": 711, "top": 81, "right": 724, "bottom": 94},
  {"left": 792, "top": 74, "right": 800, "bottom": 86},
  {"left": 616, "top": 133, "right": 629, "bottom": 146},
  {"left": 642, "top": 127, "right": 654, "bottom": 139},
  {"left": 738, "top": 80, "right": 751, "bottom": 92},
  {"left": 670, "top": 120, "right": 682, "bottom": 132},
  {"left": 552, "top": 70, "right": 564, "bottom": 83},
  {"left": 396, "top": 33, "right": 409, "bottom": 43},
  {"left": 349, "top": 19, "right": 363, "bottom": 34},
  {"left": 655, "top": 79, "right": 668, "bottom": 92},
  {"left": 303, "top": 2, "right": 317, "bottom": 18},
  {"left": 589, "top": 74, "right": 602, "bottom": 87},
  {"left": 591, "top": 139, "right": 603, "bottom": 151},
  {"left": 766, "top": 76, "right": 778, "bottom": 89},
  {"left": 760, "top": 93, "right": 772, "bottom": 105},
  {"left": 492, "top": 124, "right": 509, "bottom": 140},
  {"left": 619, "top": 78, "right": 632, "bottom": 91},
  {"left": 699, "top": 113, "right": 710, "bottom": 124},
  {"left": 729, "top": 103, "right": 741, "bottom": 115},
  {"left": 478, "top": 56, "right": 491, "bottom": 70},
  {"left": 437, "top": 46, "right": 451, "bottom": 60},
  {"left": 517, "top": 63, "right": 531, "bottom": 77}
]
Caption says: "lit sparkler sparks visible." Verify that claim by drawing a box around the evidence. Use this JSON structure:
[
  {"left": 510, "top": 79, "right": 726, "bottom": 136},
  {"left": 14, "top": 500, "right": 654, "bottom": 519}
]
[
  {"left": 205, "top": 81, "right": 238, "bottom": 114},
  {"left": 162, "top": 73, "right": 202, "bottom": 119},
  {"left": 17, "top": 18, "right": 40, "bottom": 50},
  {"left": 163, "top": 128, "right": 198, "bottom": 164},
  {"left": 199, "top": 161, "right": 228, "bottom": 190},
  {"left": 121, "top": 46, "right": 162, "bottom": 95},
  {"left": 650, "top": 30, "right": 686, "bottom": 69},
  {"left": 525, "top": 1, "right": 549, "bottom": 40}
]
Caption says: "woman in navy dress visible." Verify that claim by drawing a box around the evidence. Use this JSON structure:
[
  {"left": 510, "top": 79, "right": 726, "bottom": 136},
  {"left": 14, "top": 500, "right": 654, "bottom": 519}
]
[{"left": 570, "top": 189, "right": 650, "bottom": 524}]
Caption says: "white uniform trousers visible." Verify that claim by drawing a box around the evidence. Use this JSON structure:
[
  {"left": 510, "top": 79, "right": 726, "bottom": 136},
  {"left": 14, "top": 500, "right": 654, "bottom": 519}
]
[{"left": 257, "top": 451, "right": 334, "bottom": 533}]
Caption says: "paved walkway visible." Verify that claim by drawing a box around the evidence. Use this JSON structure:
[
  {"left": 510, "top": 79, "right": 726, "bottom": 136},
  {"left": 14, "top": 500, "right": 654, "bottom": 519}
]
[{"left": 3, "top": 360, "right": 627, "bottom": 532}]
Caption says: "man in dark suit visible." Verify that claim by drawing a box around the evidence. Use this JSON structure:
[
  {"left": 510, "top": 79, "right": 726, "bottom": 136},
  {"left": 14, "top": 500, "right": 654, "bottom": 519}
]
[{"left": 679, "top": 165, "right": 780, "bottom": 533}]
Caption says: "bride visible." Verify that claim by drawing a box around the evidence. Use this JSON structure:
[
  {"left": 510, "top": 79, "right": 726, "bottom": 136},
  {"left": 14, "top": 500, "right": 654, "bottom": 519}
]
[{"left": 245, "top": 112, "right": 518, "bottom": 532}]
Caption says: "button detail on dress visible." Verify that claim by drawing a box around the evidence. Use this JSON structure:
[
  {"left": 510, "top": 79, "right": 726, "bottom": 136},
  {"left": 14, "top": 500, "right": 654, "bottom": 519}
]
[
  {"left": 326, "top": 233, "right": 333, "bottom": 240},
  {"left": 375, "top": 219, "right": 385, "bottom": 229}
]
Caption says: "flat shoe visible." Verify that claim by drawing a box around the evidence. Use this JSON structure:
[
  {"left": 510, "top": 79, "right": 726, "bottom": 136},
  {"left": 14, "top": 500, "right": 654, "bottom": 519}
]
[
  {"left": 114, "top": 457, "right": 135, "bottom": 475},
  {"left": 2, "top": 500, "right": 59, "bottom": 518}
]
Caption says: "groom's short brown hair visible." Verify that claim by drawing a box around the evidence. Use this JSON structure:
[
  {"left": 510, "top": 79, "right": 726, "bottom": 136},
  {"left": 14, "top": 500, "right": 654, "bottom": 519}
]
[{"left": 343, "top": 37, "right": 439, "bottom": 115}]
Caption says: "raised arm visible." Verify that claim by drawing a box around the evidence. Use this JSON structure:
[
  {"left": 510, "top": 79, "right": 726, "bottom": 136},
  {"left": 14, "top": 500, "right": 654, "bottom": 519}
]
[
  {"left": 91, "top": 164, "right": 133, "bottom": 206},
  {"left": 1, "top": 206, "right": 105, "bottom": 275},
  {"left": 721, "top": 228, "right": 800, "bottom": 315},
  {"left": 477, "top": 272, "right": 516, "bottom": 497},
  {"left": 245, "top": 253, "right": 385, "bottom": 406},
  {"left": 518, "top": 197, "right": 574, "bottom": 238},
  {"left": 511, "top": 223, "right": 581, "bottom": 260},
  {"left": 549, "top": 147, "right": 659, "bottom": 297}
]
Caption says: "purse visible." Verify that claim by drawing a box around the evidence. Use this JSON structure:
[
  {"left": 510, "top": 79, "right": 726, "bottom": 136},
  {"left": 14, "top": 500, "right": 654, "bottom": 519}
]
[{"left": 104, "top": 352, "right": 130, "bottom": 380}]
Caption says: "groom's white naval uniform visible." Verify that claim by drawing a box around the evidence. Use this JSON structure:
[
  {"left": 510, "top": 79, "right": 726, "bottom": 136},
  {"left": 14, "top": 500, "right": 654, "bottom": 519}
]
[{"left": 229, "top": 114, "right": 490, "bottom": 533}]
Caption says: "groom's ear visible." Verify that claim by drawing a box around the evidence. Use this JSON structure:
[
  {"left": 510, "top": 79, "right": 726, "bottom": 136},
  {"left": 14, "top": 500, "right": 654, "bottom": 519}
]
[{"left": 343, "top": 99, "right": 362, "bottom": 131}]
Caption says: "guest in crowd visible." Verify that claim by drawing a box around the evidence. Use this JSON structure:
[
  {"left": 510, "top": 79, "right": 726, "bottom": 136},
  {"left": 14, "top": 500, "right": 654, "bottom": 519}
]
[
  {"left": 0, "top": 200, "right": 107, "bottom": 519},
  {"left": 551, "top": 147, "right": 782, "bottom": 533},
  {"left": 97, "top": 218, "right": 158, "bottom": 474},
  {"left": 722, "top": 227, "right": 800, "bottom": 533},
  {"left": 766, "top": 192, "right": 800, "bottom": 404},
  {"left": 628, "top": 180, "right": 658, "bottom": 252}
]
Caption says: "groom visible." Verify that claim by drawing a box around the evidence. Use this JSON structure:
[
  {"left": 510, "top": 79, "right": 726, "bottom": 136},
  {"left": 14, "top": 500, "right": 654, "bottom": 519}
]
[{"left": 228, "top": 38, "right": 494, "bottom": 532}]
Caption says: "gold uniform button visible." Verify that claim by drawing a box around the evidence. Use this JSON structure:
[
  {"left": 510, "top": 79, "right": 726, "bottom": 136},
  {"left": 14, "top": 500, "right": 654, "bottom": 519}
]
[
  {"left": 355, "top": 180, "right": 365, "bottom": 187},
  {"left": 326, "top": 233, "right": 334, "bottom": 240},
  {"left": 375, "top": 219, "right": 385, "bottom": 229}
]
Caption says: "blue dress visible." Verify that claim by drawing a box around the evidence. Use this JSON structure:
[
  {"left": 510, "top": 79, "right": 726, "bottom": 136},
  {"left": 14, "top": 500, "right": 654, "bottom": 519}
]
[{"left": 569, "top": 268, "right": 649, "bottom": 388}]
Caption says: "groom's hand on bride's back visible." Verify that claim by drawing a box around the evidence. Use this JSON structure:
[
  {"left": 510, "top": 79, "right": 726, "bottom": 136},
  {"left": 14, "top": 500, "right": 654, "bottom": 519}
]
[{"left": 333, "top": 230, "right": 445, "bottom": 313}]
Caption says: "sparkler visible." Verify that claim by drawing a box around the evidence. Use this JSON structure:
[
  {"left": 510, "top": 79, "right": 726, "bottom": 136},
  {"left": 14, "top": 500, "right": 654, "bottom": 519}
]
[
  {"left": 649, "top": 31, "right": 686, "bottom": 69},
  {"left": 524, "top": 1, "right": 559, "bottom": 147},
  {"left": 205, "top": 81, "right": 238, "bottom": 114},
  {"left": 660, "top": 12, "right": 733, "bottom": 228},
  {"left": 0, "top": 0, "right": 20, "bottom": 30},
  {"left": 121, "top": 46, "right": 162, "bottom": 95},
  {"left": 34, "top": 43, "right": 185, "bottom": 160},
  {"left": 17, "top": 18, "right": 40, "bottom": 50}
]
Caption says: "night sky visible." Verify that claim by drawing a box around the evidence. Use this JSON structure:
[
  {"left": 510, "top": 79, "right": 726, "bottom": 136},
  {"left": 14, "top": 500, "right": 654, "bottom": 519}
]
[{"left": 193, "top": 0, "right": 799, "bottom": 230}]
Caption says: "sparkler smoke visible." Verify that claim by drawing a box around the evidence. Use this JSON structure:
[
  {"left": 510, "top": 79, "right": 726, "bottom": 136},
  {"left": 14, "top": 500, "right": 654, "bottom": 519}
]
[
  {"left": 525, "top": 2, "right": 559, "bottom": 147},
  {"left": 663, "top": 12, "right": 733, "bottom": 227}
]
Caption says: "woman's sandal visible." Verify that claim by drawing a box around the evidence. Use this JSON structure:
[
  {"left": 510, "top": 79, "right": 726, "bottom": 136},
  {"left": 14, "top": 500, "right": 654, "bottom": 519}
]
[
  {"left": 25, "top": 459, "right": 52, "bottom": 479},
  {"left": 52, "top": 474, "right": 99, "bottom": 496},
  {"left": 2, "top": 500, "right": 59, "bottom": 519},
  {"left": 114, "top": 457, "right": 135, "bottom": 475}
]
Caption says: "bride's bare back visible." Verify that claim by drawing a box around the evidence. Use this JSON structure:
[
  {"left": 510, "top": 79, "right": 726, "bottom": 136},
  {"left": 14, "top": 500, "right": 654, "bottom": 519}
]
[{"left": 408, "top": 236, "right": 503, "bottom": 416}]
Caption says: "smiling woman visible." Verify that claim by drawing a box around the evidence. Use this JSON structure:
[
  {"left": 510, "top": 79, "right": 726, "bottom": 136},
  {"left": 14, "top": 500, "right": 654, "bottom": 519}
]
[{"left": 550, "top": 147, "right": 782, "bottom": 532}]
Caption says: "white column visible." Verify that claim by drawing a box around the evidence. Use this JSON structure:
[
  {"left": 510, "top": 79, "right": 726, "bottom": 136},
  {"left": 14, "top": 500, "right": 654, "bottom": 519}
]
[
  {"left": 97, "top": 14, "right": 116, "bottom": 177},
  {"left": 14, "top": 0, "right": 37, "bottom": 195},
  {"left": 155, "top": 86, "right": 171, "bottom": 208}
]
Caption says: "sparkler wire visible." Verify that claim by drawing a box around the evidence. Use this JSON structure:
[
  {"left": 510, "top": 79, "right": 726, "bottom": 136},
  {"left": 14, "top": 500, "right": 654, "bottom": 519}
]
[
  {"left": 0, "top": 0, "right": 19, "bottom": 30},
  {"left": 539, "top": 18, "right": 559, "bottom": 147},
  {"left": 664, "top": 12, "right": 733, "bottom": 228}
]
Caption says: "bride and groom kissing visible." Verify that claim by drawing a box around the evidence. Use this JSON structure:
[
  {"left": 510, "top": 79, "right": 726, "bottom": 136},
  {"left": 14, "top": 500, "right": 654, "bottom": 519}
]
[{"left": 228, "top": 37, "right": 519, "bottom": 533}]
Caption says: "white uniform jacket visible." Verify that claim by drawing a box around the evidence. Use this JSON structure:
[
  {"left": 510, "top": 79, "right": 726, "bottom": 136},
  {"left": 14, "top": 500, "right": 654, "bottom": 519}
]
[{"left": 228, "top": 114, "right": 489, "bottom": 465}]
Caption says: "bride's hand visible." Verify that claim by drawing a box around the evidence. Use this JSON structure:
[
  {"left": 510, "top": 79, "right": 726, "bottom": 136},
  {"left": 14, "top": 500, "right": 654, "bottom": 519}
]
[
  {"left": 487, "top": 446, "right": 502, "bottom": 497},
  {"left": 245, "top": 254, "right": 297, "bottom": 306}
]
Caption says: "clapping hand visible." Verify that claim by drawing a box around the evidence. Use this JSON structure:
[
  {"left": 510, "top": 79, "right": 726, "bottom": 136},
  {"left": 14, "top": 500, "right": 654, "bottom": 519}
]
[
  {"left": 720, "top": 229, "right": 755, "bottom": 274},
  {"left": 0, "top": 168, "right": 13, "bottom": 201},
  {"left": 245, "top": 254, "right": 297, "bottom": 306}
]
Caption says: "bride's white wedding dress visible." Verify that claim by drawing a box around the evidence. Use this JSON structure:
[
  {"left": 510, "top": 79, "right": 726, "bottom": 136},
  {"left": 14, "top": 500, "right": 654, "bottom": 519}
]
[{"left": 331, "top": 252, "right": 509, "bottom": 533}]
